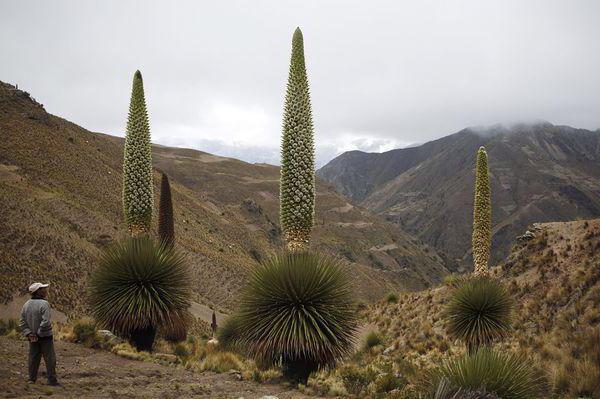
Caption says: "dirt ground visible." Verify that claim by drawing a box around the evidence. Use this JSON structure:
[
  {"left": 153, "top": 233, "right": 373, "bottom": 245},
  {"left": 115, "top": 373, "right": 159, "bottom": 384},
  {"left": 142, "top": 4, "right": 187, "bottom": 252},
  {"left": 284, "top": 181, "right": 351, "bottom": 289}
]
[{"left": 0, "top": 336, "right": 319, "bottom": 399}]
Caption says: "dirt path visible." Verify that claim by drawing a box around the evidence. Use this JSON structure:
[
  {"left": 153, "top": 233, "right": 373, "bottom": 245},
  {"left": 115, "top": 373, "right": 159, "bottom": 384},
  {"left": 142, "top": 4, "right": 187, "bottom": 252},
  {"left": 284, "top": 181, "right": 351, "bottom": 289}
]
[{"left": 0, "top": 337, "right": 317, "bottom": 399}]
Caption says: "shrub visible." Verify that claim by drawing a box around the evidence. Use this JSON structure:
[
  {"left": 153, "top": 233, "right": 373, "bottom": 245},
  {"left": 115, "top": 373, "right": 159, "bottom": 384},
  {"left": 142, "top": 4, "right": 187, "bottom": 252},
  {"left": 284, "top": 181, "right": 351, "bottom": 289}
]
[
  {"left": 172, "top": 342, "right": 190, "bottom": 360},
  {"left": 72, "top": 319, "right": 98, "bottom": 348},
  {"left": 386, "top": 292, "right": 399, "bottom": 303},
  {"left": 365, "top": 331, "right": 383, "bottom": 350},
  {"left": 443, "top": 274, "right": 468, "bottom": 288},
  {"left": 89, "top": 237, "right": 191, "bottom": 351},
  {"left": 430, "top": 348, "right": 543, "bottom": 399},
  {"left": 551, "top": 327, "right": 600, "bottom": 398},
  {"left": 445, "top": 276, "right": 513, "bottom": 353},
  {"left": 339, "top": 364, "right": 376, "bottom": 396},
  {"left": 0, "top": 318, "right": 18, "bottom": 335},
  {"left": 374, "top": 372, "right": 406, "bottom": 393},
  {"left": 201, "top": 352, "right": 244, "bottom": 373},
  {"left": 569, "top": 359, "right": 600, "bottom": 398},
  {"left": 235, "top": 252, "right": 357, "bottom": 383}
]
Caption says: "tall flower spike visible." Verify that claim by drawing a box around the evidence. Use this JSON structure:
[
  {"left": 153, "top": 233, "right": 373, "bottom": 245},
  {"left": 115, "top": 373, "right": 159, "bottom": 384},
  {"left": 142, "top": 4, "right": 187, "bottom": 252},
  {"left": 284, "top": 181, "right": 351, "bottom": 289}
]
[
  {"left": 472, "top": 146, "right": 492, "bottom": 274},
  {"left": 279, "top": 27, "right": 316, "bottom": 251},
  {"left": 123, "top": 70, "right": 154, "bottom": 235},
  {"left": 158, "top": 172, "right": 175, "bottom": 247}
]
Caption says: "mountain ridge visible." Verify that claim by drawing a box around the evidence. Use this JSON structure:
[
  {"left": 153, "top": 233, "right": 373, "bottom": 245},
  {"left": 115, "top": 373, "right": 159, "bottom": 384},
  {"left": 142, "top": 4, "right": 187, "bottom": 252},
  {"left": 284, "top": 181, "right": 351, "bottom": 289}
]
[{"left": 318, "top": 122, "right": 600, "bottom": 270}]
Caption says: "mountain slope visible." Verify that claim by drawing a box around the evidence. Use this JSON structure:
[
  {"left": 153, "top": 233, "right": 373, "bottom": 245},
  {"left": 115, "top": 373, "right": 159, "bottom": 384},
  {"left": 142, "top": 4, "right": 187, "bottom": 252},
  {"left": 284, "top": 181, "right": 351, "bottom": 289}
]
[
  {"left": 363, "top": 219, "right": 600, "bottom": 397},
  {"left": 319, "top": 123, "right": 600, "bottom": 270},
  {"left": 0, "top": 81, "right": 447, "bottom": 316}
]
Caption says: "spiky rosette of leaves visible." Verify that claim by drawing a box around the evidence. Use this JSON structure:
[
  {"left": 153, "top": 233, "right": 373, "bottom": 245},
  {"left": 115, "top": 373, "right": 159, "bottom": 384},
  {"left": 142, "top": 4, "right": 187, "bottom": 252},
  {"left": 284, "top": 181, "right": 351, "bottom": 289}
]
[
  {"left": 472, "top": 146, "right": 492, "bottom": 274},
  {"left": 434, "top": 378, "right": 500, "bottom": 399},
  {"left": 89, "top": 237, "right": 191, "bottom": 350},
  {"left": 162, "top": 310, "right": 192, "bottom": 343},
  {"left": 235, "top": 252, "right": 357, "bottom": 382},
  {"left": 123, "top": 70, "right": 154, "bottom": 236},
  {"left": 445, "top": 276, "right": 513, "bottom": 353},
  {"left": 279, "top": 27, "right": 316, "bottom": 251},
  {"left": 157, "top": 172, "right": 175, "bottom": 246},
  {"left": 217, "top": 315, "right": 242, "bottom": 351},
  {"left": 430, "top": 348, "right": 543, "bottom": 399}
]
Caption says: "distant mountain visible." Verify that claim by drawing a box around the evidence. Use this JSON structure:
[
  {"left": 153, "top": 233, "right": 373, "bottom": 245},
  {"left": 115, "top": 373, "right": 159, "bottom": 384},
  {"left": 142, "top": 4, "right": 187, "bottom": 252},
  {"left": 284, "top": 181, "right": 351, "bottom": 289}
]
[
  {"left": 0, "top": 81, "right": 447, "bottom": 316},
  {"left": 318, "top": 122, "right": 600, "bottom": 270}
]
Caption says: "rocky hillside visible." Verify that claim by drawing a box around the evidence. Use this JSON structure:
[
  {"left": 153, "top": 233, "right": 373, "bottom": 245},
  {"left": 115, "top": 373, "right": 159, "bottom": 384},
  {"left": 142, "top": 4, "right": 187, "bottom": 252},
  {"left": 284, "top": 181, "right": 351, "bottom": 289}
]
[
  {"left": 364, "top": 219, "right": 600, "bottom": 397},
  {"left": 0, "top": 81, "right": 448, "bottom": 317},
  {"left": 318, "top": 123, "right": 600, "bottom": 270}
]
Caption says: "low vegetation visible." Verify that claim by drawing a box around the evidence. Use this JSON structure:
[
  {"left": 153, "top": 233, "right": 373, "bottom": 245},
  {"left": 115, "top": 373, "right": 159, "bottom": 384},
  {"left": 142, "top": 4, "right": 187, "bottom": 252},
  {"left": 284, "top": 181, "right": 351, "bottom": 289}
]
[
  {"left": 429, "top": 348, "right": 542, "bottom": 399},
  {"left": 350, "top": 220, "right": 600, "bottom": 398}
]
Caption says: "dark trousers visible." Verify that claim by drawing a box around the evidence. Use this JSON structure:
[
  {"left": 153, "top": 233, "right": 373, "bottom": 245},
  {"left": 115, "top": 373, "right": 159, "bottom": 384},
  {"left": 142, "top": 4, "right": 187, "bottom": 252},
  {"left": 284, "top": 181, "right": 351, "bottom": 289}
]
[{"left": 28, "top": 337, "right": 57, "bottom": 383}]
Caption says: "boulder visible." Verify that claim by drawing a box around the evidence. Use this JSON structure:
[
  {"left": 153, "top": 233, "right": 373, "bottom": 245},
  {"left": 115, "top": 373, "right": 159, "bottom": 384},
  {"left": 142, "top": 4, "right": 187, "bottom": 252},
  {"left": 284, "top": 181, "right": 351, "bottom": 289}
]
[{"left": 516, "top": 230, "right": 535, "bottom": 242}]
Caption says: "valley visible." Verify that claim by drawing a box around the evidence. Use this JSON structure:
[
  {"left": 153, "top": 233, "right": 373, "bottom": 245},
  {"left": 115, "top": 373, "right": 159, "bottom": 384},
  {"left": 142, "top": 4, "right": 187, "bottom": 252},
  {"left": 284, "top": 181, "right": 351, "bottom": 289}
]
[{"left": 0, "top": 81, "right": 447, "bottom": 317}]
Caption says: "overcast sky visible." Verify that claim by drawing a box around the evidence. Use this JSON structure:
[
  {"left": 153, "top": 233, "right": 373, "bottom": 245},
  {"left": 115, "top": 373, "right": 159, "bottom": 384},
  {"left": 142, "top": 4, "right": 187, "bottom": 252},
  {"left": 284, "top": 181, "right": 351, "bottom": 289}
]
[{"left": 1, "top": 1, "right": 599, "bottom": 166}]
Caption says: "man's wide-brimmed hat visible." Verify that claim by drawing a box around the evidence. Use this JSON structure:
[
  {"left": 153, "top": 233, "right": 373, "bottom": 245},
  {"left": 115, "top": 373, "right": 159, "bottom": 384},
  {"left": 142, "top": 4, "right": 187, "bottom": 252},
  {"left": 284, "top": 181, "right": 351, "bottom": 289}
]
[{"left": 28, "top": 282, "right": 49, "bottom": 293}]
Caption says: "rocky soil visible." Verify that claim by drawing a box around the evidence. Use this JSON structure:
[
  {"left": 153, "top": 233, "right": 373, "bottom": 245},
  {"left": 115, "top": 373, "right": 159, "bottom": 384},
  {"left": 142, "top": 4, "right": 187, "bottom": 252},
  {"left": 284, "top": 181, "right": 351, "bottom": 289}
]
[{"left": 0, "top": 336, "right": 318, "bottom": 399}]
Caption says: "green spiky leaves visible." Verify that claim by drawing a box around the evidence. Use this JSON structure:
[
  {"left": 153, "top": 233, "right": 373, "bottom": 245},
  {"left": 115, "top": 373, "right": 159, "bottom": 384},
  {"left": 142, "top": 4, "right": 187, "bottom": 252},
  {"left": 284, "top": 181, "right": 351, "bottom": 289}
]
[
  {"left": 445, "top": 277, "right": 513, "bottom": 353},
  {"left": 234, "top": 252, "right": 357, "bottom": 377},
  {"left": 123, "top": 70, "right": 154, "bottom": 235},
  {"left": 217, "top": 315, "right": 242, "bottom": 352},
  {"left": 431, "top": 348, "right": 542, "bottom": 399},
  {"left": 89, "top": 237, "right": 191, "bottom": 341},
  {"left": 280, "top": 28, "right": 316, "bottom": 251},
  {"left": 158, "top": 172, "right": 175, "bottom": 246},
  {"left": 472, "top": 146, "right": 492, "bottom": 274}
]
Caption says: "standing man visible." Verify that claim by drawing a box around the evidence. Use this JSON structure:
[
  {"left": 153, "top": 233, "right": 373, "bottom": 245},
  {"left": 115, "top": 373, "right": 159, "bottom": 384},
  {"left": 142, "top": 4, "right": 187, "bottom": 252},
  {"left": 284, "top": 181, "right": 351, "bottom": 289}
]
[{"left": 19, "top": 282, "right": 58, "bottom": 386}]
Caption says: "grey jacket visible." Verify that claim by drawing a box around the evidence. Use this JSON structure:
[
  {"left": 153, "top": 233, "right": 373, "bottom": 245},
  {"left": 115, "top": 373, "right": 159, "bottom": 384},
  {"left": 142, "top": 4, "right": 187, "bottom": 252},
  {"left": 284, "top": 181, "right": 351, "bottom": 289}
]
[{"left": 19, "top": 299, "right": 53, "bottom": 337}]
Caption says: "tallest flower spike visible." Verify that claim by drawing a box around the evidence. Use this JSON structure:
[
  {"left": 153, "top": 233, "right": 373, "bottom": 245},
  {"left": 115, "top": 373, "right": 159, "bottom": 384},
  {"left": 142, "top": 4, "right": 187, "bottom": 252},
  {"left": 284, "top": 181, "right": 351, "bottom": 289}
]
[
  {"left": 123, "top": 70, "right": 154, "bottom": 236},
  {"left": 279, "top": 27, "right": 316, "bottom": 251}
]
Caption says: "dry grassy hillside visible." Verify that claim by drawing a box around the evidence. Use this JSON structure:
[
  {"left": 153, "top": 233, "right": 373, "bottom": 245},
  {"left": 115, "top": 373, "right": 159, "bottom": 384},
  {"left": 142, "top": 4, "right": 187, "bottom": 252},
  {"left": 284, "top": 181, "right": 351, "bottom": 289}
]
[
  {"left": 0, "top": 81, "right": 448, "bottom": 317},
  {"left": 362, "top": 219, "right": 600, "bottom": 397}
]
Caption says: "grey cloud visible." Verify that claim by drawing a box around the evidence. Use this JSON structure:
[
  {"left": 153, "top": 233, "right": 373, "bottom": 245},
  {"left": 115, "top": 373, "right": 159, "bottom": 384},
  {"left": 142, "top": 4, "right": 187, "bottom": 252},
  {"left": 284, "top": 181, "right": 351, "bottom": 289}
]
[{"left": 1, "top": 0, "right": 599, "bottom": 165}]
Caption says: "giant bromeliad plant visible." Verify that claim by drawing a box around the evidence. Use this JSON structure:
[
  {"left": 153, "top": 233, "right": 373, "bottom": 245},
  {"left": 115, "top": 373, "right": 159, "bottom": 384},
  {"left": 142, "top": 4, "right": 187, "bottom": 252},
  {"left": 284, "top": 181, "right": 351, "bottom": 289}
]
[
  {"left": 235, "top": 252, "right": 357, "bottom": 382},
  {"left": 89, "top": 237, "right": 191, "bottom": 351},
  {"left": 123, "top": 70, "right": 154, "bottom": 236},
  {"left": 91, "top": 71, "right": 192, "bottom": 350},
  {"left": 219, "top": 28, "right": 357, "bottom": 384},
  {"left": 445, "top": 276, "right": 513, "bottom": 354}
]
